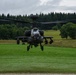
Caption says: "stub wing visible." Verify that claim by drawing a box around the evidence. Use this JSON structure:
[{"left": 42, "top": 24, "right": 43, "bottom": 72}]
[
  {"left": 16, "top": 36, "right": 27, "bottom": 40},
  {"left": 16, "top": 36, "right": 29, "bottom": 44},
  {"left": 43, "top": 36, "right": 53, "bottom": 39}
]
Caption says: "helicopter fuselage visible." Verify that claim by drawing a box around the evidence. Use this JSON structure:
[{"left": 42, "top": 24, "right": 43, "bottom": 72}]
[
  {"left": 16, "top": 27, "right": 53, "bottom": 51},
  {"left": 27, "top": 28, "right": 44, "bottom": 47}
]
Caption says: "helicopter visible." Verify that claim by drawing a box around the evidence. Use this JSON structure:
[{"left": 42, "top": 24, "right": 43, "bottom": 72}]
[
  {"left": 16, "top": 15, "right": 54, "bottom": 51},
  {"left": 16, "top": 27, "right": 53, "bottom": 51},
  {"left": 0, "top": 15, "right": 76, "bottom": 51}
]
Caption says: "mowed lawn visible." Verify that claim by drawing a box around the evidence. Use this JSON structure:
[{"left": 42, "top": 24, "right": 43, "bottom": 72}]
[{"left": 0, "top": 44, "right": 76, "bottom": 73}]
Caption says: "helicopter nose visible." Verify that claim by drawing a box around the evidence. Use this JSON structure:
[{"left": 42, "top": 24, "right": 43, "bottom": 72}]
[{"left": 34, "top": 34, "right": 40, "bottom": 40}]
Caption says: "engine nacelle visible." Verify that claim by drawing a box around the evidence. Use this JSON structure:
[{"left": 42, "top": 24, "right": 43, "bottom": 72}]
[
  {"left": 39, "top": 30, "right": 44, "bottom": 36},
  {"left": 24, "top": 30, "right": 31, "bottom": 36}
]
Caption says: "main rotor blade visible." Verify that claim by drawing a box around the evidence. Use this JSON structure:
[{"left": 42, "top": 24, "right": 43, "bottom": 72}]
[
  {"left": 40, "top": 19, "right": 76, "bottom": 24},
  {"left": 0, "top": 17, "right": 76, "bottom": 25},
  {"left": 40, "top": 21, "right": 67, "bottom": 24},
  {"left": 9, "top": 19, "right": 32, "bottom": 23},
  {"left": 0, "top": 18, "right": 32, "bottom": 24},
  {"left": 0, "top": 19, "right": 10, "bottom": 22}
]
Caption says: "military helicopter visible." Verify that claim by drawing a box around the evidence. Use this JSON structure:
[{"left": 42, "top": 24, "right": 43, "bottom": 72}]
[
  {"left": 16, "top": 15, "right": 54, "bottom": 51},
  {"left": 17, "top": 27, "right": 53, "bottom": 51},
  {"left": 0, "top": 15, "right": 76, "bottom": 51}
]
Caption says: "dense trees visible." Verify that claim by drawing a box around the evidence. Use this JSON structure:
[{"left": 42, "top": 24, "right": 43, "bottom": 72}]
[
  {"left": 0, "top": 12, "right": 76, "bottom": 29},
  {"left": 60, "top": 23, "right": 76, "bottom": 39},
  {"left": 0, "top": 24, "right": 29, "bottom": 39},
  {"left": 0, "top": 12, "right": 76, "bottom": 39}
]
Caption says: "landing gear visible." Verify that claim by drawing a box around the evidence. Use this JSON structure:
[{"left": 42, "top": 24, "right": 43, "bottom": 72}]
[
  {"left": 40, "top": 45, "right": 44, "bottom": 51},
  {"left": 27, "top": 44, "right": 33, "bottom": 51},
  {"left": 40, "top": 43, "right": 44, "bottom": 51},
  {"left": 27, "top": 45, "right": 30, "bottom": 51},
  {"left": 17, "top": 38, "right": 20, "bottom": 44}
]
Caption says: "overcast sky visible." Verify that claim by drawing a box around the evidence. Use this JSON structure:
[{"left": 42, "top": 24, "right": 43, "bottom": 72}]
[{"left": 0, "top": 0, "right": 76, "bottom": 15}]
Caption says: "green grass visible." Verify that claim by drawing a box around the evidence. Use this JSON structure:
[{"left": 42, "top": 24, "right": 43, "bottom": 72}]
[
  {"left": 0, "top": 30, "right": 76, "bottom": 73},
  {"left": 44, "top": 30, "right": 61, "bottom": 39},
  {"left": 0, "top": 44, "right": 76, "bottom": 73},
  {"left": 44, "top": 30, "right": 76, "bottom": 48}
]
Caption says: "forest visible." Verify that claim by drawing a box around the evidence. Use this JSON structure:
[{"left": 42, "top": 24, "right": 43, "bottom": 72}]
[{"left": 0, "top": 12, "right": 76, "bottom": 39}]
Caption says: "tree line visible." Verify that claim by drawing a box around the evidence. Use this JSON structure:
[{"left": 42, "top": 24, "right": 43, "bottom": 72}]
[
  {"left": 0, "top": 24, "right": 29, "bottom": 39},
  {"left": 0, "top": 12, "right": 76, "bottom": 39},
  {"left": 60, "top": 22, "right": 76, "bottom": 39},
  {"left": 0, "top": 12, "right": 76, "bottom": 29}
]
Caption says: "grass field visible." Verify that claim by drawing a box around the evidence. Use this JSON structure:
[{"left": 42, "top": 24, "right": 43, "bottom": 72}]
[
  {"left": 44, "top": 30, "right": 76, "bottom": 48},
  {"left": 0, "top": 30, "right": 76, "bottom": 73},
  {"left": 0, "top": 44, "right": 76, "bottom": 73}
]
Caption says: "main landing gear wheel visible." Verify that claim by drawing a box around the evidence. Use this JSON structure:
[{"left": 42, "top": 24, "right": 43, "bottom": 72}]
[
  {"left": 27, "top": 46, "right": 30, "bottom": 51},
  {"left": 17, "top": 39, "right": 20, "bottom": 44},
  {"left": 40, "top": 45, "right": 44, "bottom": 51}
]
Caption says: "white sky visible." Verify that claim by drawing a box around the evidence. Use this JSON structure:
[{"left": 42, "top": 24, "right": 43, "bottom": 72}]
[
  {"left": 60, "top": 0, "right": 76, "bottom": 6},
  {"left": 0, "top": 0, "right": 76, "bottom": 15}
]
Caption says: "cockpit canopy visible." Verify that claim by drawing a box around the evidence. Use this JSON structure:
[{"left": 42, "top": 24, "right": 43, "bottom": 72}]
[
  {"left": 31, "top": 28, "right": 40, "bottom": 37},
  {"left": 33, "top": 27, "right": 39, "bottom": 32}
]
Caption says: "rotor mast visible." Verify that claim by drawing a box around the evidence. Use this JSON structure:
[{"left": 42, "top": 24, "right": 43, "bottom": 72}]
[{"left": 30, "top": 15, "right": 39, "bottom": 28}]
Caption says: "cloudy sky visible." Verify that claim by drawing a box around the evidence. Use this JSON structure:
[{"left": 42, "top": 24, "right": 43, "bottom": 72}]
[{"left": 0, "top": 0, "right": 76, "bottom": 15}]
